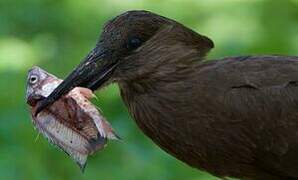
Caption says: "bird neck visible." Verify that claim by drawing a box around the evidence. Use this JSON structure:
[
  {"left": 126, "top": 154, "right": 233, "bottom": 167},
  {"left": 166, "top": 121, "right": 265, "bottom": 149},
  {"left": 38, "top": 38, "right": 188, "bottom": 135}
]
[
  {"left": 117, "top": 56, "right": 205, "bottom": 116},
  {"left": 117, "top": 56, "right": 207, "bottom": 167}
]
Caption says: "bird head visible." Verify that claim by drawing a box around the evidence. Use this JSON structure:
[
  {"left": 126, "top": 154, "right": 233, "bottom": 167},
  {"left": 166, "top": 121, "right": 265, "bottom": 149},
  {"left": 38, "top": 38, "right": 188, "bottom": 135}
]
[{"left": 35, "top": 10, "right": 214, "bottom": 115}]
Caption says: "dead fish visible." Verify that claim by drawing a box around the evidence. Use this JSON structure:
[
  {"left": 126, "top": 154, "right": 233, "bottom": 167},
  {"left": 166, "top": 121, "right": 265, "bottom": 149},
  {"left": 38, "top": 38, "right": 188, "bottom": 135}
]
[{"left": 25, "top": 66, "right": 119, "bottom": 171}]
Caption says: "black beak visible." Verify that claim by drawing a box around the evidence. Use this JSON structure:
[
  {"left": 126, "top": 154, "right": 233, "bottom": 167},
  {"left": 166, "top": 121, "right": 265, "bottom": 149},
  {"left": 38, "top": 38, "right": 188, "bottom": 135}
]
[{"left": 34, "top": 44, "right": 118, "bottom": 116}]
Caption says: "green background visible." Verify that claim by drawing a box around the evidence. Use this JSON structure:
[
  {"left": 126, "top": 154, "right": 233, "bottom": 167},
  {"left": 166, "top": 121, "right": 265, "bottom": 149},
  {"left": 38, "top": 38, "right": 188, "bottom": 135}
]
[{"left": 0, "top": 0, "right": 298, "bottom": 179}]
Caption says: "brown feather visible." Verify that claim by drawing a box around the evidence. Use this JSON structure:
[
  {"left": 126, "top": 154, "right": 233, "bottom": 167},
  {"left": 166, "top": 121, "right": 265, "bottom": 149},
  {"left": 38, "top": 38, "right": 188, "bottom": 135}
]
[{"left": 120, "top": 55, "right": 298, "bottom": 179}]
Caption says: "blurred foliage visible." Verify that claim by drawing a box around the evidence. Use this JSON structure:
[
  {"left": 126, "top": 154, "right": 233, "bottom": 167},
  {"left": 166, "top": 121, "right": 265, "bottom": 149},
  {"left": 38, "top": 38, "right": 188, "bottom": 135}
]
[{"left": 0, "top": 0, "right": 298, "bottom": 179}]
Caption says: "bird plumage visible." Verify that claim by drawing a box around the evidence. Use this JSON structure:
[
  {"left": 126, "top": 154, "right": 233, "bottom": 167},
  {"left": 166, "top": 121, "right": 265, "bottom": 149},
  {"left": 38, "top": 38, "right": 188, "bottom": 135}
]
[
  {"left": 120, "top": 55, "right": 298, "bottom": 179},
  {"left": 35, "top": 10, "right": 298, "bottom": 179}
]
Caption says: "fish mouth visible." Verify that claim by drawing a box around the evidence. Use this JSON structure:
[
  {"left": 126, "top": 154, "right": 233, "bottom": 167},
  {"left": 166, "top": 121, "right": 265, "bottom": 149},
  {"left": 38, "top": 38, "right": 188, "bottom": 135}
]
[
  {"left": 34, "top": 44, "right": 118, "bottom": 116},
  {"left": 26, "top": 94, "right": 45, "bottom": 107}
]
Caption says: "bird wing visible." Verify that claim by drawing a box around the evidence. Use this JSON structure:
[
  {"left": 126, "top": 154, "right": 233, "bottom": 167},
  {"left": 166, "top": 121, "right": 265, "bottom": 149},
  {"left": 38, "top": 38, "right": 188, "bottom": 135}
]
[{"left": 195, "top": 55, "right": 298, "bottom": 178}]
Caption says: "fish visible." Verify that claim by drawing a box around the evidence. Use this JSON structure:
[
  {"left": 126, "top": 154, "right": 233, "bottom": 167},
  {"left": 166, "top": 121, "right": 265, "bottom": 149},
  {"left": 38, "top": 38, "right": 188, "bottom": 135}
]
[{"left": 25, "top": 66, "right": 119, "bottom": 171}]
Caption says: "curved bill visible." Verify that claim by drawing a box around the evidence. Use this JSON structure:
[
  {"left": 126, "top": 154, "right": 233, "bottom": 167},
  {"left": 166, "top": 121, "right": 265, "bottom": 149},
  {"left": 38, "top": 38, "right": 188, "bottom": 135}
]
[{"left": 34, "top": 45, "right": 118, "bottom": 116}]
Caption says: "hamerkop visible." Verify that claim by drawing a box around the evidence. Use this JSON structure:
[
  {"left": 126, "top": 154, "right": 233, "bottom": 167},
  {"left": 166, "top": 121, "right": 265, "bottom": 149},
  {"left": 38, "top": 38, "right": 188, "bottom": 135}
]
[{"left": 35, "top": 10, "right": 298, "bottom": 180}]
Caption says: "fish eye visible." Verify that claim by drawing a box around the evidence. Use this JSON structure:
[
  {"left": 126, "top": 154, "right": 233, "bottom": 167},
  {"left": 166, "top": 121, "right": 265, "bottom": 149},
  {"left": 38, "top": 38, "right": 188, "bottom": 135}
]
[{"left": 29, "top": 75, "right": 38, "bottom": 84}]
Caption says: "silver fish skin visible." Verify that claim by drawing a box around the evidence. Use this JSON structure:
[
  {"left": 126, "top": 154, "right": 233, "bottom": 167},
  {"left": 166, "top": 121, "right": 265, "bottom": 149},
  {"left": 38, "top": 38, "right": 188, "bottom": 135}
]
[{"left": 26, "top": 66, "right": 119, "bottom": 171}]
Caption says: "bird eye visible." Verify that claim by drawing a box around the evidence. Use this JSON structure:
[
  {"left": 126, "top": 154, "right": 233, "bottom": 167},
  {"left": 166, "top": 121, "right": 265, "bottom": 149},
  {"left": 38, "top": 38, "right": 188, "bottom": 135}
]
[
  {"left": 127, "top": 37, "right": 142, "bottom": 50},
  {"left": 29, "top": 75, "right": 38, "bottom": 84}
]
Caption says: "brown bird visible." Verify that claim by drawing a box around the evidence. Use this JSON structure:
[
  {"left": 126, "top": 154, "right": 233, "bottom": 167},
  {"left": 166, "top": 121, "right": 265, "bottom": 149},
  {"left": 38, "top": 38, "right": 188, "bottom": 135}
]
[{"left": 35, "top": 10, "right": 298, "bottom": 179}]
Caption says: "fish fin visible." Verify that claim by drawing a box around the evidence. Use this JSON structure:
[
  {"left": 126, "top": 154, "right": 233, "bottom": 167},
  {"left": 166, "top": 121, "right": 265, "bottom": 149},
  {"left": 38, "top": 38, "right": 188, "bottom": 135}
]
[
  {"left": 92, "top": 94, "right": 99, "bottom": 101},
  {"left": 77, "top": 160, "right": 87, "bottom": 173},
  {"left": 75, "top": 87, "right": 94, "bottom": 100},
  {"left": 95, "top": 105, "right": 103, "bottom": 113},
  {"left": 107, "top": 131, "right": 121, "bottom": 141},
  {"left": 69, "top": 148, "right": 88, "bottom": 172},
  {"left": 34, "top": 133, "right": 40, "bottom": 142},
  {"left": 102, "top": 120, "right": 121, "bottom": 140}
]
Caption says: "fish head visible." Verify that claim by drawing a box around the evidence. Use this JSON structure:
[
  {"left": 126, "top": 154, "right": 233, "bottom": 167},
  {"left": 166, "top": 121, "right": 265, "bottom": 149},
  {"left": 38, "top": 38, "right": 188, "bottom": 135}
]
[{"left": 26, "top": 66, "right": 62, "bottom": 106}]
